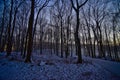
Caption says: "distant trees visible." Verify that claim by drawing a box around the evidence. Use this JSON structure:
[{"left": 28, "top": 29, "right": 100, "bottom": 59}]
[
  {"left": 0, "top": 0, "right": 120, "bottom": 63},
  {"left": 33, "top": 0, "right": 50, "bottom": 40},
  {"left": 80, "top": 0, "right": 120, "bottom": 61},
  {"left": 3, "top": 0, "right": 24, "bottom": 56},
  {"left": 81, "top": 2, "right": 94, "bottom": 58},
  {"left": 89, "top": 0, "right": 107, "bottom": 58},
  {"left": 110, "top": 0, "right": 120, "bottom": 61}
]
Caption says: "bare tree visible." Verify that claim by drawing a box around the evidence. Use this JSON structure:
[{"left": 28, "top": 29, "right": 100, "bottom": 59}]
[{"left": 70, "top": 0, "right": 88, "bottom": 63}]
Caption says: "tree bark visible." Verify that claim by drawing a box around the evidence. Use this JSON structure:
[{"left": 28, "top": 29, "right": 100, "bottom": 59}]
[
  {"left": 25, "top": 0, "right": 35, "bottom": 63},
  {"left": 6, "top": 0, "right": 13, "bottom": 57}
]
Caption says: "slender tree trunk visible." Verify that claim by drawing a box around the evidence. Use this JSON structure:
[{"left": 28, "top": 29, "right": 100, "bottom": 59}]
[
  {"left": 112, "top": 19, "right": 118, "bottom": 61},
  {"left": 60, "top": 17, "right": 63, "bottom": 58},
  {"left": 23, "top": 30, "right": 28, "bottom": 58},
  {"left": 6, "top": 0, "right": 13, "bottom": 57},
  {"left": 65, "top": 17, "right": 70, "bottom": 58},
  {"left": 104, "top": 25, "right": 111, "bottom": 58},
  {"left": 0, "top": 0, "right": 5, "bottom": 52}
]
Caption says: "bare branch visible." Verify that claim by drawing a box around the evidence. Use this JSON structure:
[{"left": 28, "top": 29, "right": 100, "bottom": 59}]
[
  {"left": 70, "top": 0, "right": 77, "bottom": 11},
  {"left": 78, "top": 0, "right": 88, "bottom": 8}
]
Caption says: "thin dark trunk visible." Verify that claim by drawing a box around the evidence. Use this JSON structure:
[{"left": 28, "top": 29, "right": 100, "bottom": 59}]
[
  {"left": 6, "top": 0, "right": 13, "bottom": 57},
  {"left": 113, "top": 19, "right": 118, "bottom": 61},
  {"left": 105, "top": 25, "right": 111, "bottom": 58},
  {"left": 0, "top": 0, "right": 5, "bottom": 52},
  {"left": 61, "top": 18, "right": 63, "bottom": 58},
  {"left": 23, "top": 30, "right": 28, "bottom": 58}
]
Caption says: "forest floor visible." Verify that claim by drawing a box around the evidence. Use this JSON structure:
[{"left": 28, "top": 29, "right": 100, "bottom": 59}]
[{"left": 0, "top": 52, "right": 120, "bottom": 80}]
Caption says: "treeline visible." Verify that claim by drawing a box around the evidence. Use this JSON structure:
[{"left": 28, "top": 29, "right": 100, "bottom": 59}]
[{"left": 0, "top": 0, "right": 120, "bottom": 63}]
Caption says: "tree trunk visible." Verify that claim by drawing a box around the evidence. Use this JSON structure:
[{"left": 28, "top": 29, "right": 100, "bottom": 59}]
[
  {"left": 0, "top": 0, "right": 5, "bottom": 52},
  {"left": 6, "top": 0, "right": 13, "bottom": 57},
  {"left": 25, "top": 0, "right": 35, "bottom": 63},
  {"left": 75, "top": 11, "right": 82, "bottom": 63},
  {"left": 60, "top": 17, "right": 63, "bottom": 58}
]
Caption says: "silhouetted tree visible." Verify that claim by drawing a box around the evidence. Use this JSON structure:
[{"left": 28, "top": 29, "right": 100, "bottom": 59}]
[
  {"left": 25, "top": 0, "right": 35, "bottom": 63},
  {"left": 70, "top": 0, "right": 88, "bottom": 63}
]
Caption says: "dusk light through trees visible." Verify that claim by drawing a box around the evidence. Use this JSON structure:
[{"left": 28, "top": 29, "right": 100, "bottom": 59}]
[{"left": 0, "top": 0, "right": 120, "bottom": 80}]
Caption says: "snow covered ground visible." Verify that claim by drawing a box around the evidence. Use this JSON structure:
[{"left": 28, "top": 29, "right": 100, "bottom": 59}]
[
  {"left": 0, "top": 52, "right": 120, "bottom": 80},
  {"left": 84, "top": 57, "right": 120, "bottom": 74}
]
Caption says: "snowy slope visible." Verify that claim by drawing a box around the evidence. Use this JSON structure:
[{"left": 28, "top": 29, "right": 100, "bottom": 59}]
[
  {"left": 84, "top": 57, "right": 120, "bottom": 76},
  {"left": 0, "top": 52, "right": 120, "bottom": 80}
]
